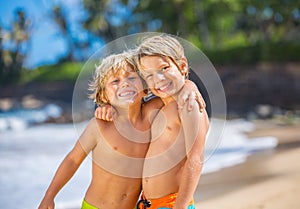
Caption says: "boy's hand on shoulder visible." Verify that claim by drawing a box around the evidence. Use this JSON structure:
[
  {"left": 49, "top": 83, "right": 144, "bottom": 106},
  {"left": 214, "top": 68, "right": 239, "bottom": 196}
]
[
  {"left": 95, "top": 104, "right": 114, "bottom": 121},
  {"left": 177, "top": 80, "right": 206, "bottom": 112}
]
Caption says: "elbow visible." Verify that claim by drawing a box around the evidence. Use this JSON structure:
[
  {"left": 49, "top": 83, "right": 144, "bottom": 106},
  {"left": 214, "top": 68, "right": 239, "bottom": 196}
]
[{"left": 64, "top": 151, "right": 83, "bottom": 168}]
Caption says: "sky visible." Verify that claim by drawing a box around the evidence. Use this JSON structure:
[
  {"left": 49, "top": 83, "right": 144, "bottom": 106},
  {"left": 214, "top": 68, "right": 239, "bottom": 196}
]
[{"left": 0, "top": 0, "right": 103, "bottom": 69}]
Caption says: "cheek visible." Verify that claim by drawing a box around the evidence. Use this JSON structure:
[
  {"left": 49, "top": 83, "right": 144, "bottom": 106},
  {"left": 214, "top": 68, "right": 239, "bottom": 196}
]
[
  {"left": 169, "top": 68, "right": 184, "bottom": 79},
  {"left": 144, "top": 79, "right": 154, "bottom": 88},
  {"left": 168, "top": 68, "right": 181, "bottom": 77},
  {"left": 168, "top": 71, "right": 185, "bottom": 87},
  {"left": 105, "top": 85, "right": 116, "bottom": 97},
  {"left": 157, "top": 73, "right": 166, "bottom": 80},
  {"left": 135, "top": 80, "right": 144, "bottom": 91}
]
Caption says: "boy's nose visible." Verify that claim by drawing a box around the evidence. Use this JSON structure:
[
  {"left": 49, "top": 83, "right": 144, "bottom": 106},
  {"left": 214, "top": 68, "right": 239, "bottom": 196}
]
[
  {"left": 154, "top": 73, "right": 165, "bottom": 83},
  {"left": 121, "top": 80, "right": 130, "bottom": 88}
]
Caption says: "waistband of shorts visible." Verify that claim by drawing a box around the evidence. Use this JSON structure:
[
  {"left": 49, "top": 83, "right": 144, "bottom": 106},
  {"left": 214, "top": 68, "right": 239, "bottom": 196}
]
[
  {"left": 141, "top": 192, "right": 194, "bottom": 208},
  {"left": 81, "top": 199, "right": 98, "bottom": 209}
]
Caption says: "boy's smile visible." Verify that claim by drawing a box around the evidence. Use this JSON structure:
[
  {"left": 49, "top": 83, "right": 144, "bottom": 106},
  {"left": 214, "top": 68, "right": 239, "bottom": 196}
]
[{"left": 140, "top": 56, "right": 186, "bottom": 99}]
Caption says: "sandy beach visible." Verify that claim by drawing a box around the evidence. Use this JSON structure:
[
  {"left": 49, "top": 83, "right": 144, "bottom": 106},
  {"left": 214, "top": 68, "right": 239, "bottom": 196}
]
[{"left": 194, "top": 119, "right": 300, "bottom": 209}]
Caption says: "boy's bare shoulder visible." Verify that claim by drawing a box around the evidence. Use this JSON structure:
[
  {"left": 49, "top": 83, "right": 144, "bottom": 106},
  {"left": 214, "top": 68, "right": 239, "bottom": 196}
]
[
  {"left": 142, "top": 97, "right": 163, "bottom": 123},
  {"left": 84, "top": 117, "right": 111, "bottom": 133},
  {"left": 80, "top": 118, "right": 113, "bottom": 142}
]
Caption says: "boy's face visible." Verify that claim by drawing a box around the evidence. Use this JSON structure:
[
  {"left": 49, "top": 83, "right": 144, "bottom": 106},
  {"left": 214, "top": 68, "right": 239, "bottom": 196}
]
[
  {"left": 103, "top": 65, "right": 144, "bottom": 107},
  {"left": 139, "top": 56, "right": 186, "bottom": 99}
]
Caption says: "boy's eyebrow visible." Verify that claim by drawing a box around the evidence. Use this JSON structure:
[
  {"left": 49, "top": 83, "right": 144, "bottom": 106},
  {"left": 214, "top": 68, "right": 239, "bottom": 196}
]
[
  {"left": 141, "top": 63, "right": 169, "bottom": 72},
  {"left": 142, "top": 67, "right": 168, "bottom": 74}
]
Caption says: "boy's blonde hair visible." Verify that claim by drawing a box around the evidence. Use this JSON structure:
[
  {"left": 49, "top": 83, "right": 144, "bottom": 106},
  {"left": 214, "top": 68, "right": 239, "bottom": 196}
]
[
  {"left": 136, "top": 34, "right": 188, "bottom": 74},
  {"left": 89, "top": 50, "right": 138, "bottom": 106}
]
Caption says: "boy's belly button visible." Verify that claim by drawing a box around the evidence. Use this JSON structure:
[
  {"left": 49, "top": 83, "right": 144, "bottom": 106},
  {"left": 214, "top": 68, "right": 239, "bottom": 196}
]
[{"left": 121, "top": 193, "right": 128, "bottom": 200}]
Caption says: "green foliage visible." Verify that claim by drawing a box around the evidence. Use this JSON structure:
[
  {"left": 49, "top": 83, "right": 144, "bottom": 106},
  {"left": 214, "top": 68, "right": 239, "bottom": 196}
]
[
  {"left": 3, "top": 0, "right": 300, "bottom": 87},
  {"left": 20, "top": 62, "right": 83, "bottom": 84},
  {"left": 205, "top": 41, "right": 300, "bottom": 64},
  {"left": 0, "top": 9, "right": 30, "bottom": 86}
]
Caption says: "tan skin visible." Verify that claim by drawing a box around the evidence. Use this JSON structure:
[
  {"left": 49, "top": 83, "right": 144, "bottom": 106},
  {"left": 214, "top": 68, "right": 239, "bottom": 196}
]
[
  {"left": 38, "top": 66, "right": 162, "bottom": 209},
  {"left": 74, "top": 68, "right": 205, "bottom": 209},
  {"left": 140, "top": 55, "right": 209, "bottom": 209}
]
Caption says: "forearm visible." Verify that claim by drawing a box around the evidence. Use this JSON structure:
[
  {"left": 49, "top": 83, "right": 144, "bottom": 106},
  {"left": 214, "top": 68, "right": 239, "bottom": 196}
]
[
  {"left": 176, "top": 105, "right": 208, "bottom": 208},
  {"left": 38, "top": 153, "right": 83, "bottom": 209},
  {"left": 44, "top": 154, "right": 81, "bottom": 199},
  {"left": 175, "top": 155, "right": 203, "bottom": 208}
]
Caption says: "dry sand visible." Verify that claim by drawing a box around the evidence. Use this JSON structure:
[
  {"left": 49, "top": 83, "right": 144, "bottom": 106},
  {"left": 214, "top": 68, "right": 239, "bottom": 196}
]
[{"left": 194, "top": 119, "right": 300, "bottom": 209}]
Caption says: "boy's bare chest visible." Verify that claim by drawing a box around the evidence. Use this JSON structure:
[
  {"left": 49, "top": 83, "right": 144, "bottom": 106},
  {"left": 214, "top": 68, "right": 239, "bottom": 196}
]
[
  {"left": 92, "top": 123, "right": 150, "bottom": 178},
  {"left": 149, "top": 106, "right": 184, "bottom": 155},
  {"left": 97, "top": 122, "right": 150, "bottom": 157}
]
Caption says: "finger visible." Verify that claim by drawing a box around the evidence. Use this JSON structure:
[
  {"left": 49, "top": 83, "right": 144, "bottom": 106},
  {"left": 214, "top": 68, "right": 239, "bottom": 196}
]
[
  {"left": 178, "top": 91, "right": 188, "bottom": 109},
  {"left": 188, "top": 91, "right": 196, "bottom": 111},
  {"left": 104, "top": 109, "right": 109, "bottom": 121},
  {"left": 203, "top": 100, "right": 207, "bottom": 108},
  {"left": 106, "top": 108, "right": 113, "bottom": 121},
  {"left": 198, "top": 94, "right": 206, "bottom": 109},
  {"left": 199, "top": 101, "right": 204, "bottom": 112},
  {"left": 195, "top": 93, "right": 206, "bottom": 111},
  {"left": 95, "top": 109, "right": 101, "bottom": 119},
  {"left": 101, "top": 108, "right": 107, "bottom": 120}
]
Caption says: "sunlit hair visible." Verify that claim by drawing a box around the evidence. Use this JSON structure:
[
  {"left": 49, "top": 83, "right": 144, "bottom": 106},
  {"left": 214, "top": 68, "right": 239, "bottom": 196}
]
[
  {"left": 135, "top": 34, "right": 188, "bottom": 75},
  {"left": 89, "top": 50, "right": 138, "bottom": 106}
]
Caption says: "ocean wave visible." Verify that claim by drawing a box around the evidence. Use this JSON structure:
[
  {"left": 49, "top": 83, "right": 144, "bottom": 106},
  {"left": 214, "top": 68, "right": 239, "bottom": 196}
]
[
  {"left": 0, "top": 119, "right": 278, "bottom": 209},
  {"left": 0, "top": 104, "right": 62, "bottom": 132}
]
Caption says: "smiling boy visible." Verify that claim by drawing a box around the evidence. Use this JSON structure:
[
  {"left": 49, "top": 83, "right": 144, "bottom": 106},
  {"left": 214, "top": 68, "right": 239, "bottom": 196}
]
[{"left": 136, "top": 34, "right": 209, "bottom": 209}]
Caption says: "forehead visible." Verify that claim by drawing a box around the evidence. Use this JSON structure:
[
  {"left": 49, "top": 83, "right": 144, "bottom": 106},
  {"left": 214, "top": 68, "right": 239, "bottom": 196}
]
[
  {"left": 106, "top": 64, "right": 136, "bottom": 79},
  {"left": 140, "top": 56, "right": 171, "bottom": 71}
]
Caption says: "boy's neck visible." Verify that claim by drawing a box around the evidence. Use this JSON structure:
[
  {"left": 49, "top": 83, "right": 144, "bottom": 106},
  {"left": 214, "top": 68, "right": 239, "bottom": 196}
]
[
  {"left": 112, "top": 102, "right": 150, "bottom": 143},
  {"left": 160, "top": 86, "right": 183, "bottom": 106},
  {"left": 161, "top": 95, "right": 177, "bottom": 106},
  {"left": 114, "top": 102, "right": 143, "bottom": 125}
]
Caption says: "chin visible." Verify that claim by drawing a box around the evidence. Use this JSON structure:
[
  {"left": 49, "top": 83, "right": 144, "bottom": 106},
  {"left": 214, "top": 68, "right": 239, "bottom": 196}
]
[{"left": 158, "top": 90, "right": 176, "bottom": 98}]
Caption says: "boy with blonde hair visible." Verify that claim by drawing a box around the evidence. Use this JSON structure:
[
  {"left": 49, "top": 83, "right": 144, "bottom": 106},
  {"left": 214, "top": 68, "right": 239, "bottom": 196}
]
[
  {"left": 38, "top": 51, "right": 163, "bottom": 209},
  {"left": 136, "top": 34, "right": 209, "bottom": 209}
]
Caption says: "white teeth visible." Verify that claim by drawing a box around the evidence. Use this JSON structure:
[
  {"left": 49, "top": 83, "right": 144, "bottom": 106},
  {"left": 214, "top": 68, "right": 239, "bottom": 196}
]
[
  {"left": 119, "top": 91, "right": 135, "bottom": 97},
  {"left": 158, "top": 83, "right": 170, "bottom": 91}
]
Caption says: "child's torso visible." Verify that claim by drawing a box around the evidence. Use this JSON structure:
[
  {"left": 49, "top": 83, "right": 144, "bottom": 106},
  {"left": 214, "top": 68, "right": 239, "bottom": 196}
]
[
  {"left": 84, "top": 118, "right": 151, "bottom": 208},
  {"left": 143, "top": 102, "right": 187, "bottom": 198}
]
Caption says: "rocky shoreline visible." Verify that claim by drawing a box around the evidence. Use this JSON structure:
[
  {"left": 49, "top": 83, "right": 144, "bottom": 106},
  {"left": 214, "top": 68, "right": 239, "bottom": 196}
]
[
  {"left": 0, "top": 81, "right": 75, "bottom": 124},
  {"left": 1, "top": 62, "right": 300, "bottom": 123}
]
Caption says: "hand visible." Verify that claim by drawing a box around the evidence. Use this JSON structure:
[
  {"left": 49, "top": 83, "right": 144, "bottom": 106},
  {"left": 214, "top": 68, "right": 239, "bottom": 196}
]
[
  {"left": 95, "top": 104, "right": 114, "bottom": 121},
  {"left": 38, "top": 197, "right": 55, "bottom": 209},
  {"left": 173, "top": 202, "right": 189, "bottom": 209},
  {"left": 178, "top": 80, "right": 206, "bottom": 112}
]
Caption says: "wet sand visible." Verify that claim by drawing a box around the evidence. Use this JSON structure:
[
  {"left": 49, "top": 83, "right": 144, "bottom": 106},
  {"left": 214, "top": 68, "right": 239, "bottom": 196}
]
[{"left": 194, "top": 119, "right": 300, "bottom": 209}]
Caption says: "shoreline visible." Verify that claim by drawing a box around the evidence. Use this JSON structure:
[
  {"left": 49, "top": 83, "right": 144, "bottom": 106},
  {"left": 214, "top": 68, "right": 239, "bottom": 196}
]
[{"left": 194, "top": 119, "right": 300, "bottom": 209}]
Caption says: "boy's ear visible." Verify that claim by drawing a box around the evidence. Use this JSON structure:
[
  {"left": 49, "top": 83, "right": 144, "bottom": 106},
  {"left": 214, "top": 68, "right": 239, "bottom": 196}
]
[{"left": 179, "top": 57, "right": 188, "bottom": 76}]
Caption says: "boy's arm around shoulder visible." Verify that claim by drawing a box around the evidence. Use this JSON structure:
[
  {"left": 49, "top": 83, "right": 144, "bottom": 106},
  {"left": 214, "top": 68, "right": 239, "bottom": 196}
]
[
  {"left": 38, "top": 118, "right": 99, "bottom": 209},
  {"left": 174, "top": 102, "right": 209, "bottom": 209}
]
